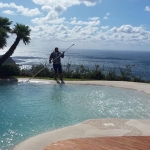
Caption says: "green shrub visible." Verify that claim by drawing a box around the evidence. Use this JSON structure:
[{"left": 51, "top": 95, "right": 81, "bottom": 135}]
[
  {"left": 105, "top": 69, "right": 118, "bottom": 81},
  {"left": 17, "top": 63, "right": 149, "bottom": 83},
  {"left": 0, "top": 64, "right": 20, "bottom": 77},
  {"left": 89, "top": 65, "right": 105, "bottom": 80},
  {"left": 30, "top": 64, "right": 53, "bottom": 77}
]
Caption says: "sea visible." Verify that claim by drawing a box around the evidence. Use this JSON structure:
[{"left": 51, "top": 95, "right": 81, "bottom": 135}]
[{"left": 1, "top": 47, "right": 150, "bottom": 81}]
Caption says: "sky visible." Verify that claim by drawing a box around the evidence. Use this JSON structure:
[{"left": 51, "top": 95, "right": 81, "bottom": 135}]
[{"left": 0, "top": 0, "right": 150, "bottom": 51}]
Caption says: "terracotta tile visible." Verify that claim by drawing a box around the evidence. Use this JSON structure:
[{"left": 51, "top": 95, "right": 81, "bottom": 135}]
[
  {"left": 103, "top": 136, "right": 150, "bottom": 150},
  {"left": 42, "top": 136, "right": 150, "bottom": 150}
]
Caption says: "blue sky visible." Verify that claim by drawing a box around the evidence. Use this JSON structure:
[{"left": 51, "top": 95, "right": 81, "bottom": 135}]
[{"left": 0, "top": 0, "right": 150, "bottom": 51}]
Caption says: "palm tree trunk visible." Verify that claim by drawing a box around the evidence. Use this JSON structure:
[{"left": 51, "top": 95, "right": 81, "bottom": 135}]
[{"left": 0, "top": 36, "right": 20, "bottom": 66}]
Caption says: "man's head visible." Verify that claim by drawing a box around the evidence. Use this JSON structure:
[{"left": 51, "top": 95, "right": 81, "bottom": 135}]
[{"left": 55, "top": 47, "right": 58, "bottom": 52}]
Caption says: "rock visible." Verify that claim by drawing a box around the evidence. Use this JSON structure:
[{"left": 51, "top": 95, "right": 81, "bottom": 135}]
[{"left": 0, "top": 56, "right": 16, "bottom": 64}]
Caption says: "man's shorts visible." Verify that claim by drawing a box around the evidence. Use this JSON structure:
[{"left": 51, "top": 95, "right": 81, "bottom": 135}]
[{"left": 53, "top": 64, "right": 62, "bottom": 73}]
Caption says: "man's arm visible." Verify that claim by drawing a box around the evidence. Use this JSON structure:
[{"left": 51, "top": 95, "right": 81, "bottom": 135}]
[{"left": 60, "top": 52, "right": 64, "bottom": 58}]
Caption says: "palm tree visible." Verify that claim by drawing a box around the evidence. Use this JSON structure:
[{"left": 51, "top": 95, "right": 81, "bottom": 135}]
[
  {"left": 0, "top": 16, "right": 12, "bottom": 49},
  {"left": 0, "top": 28, "right": 8, "bottom": 49},
  {"left": 0, "top": 23, "right": 31, "bottom": 66}
]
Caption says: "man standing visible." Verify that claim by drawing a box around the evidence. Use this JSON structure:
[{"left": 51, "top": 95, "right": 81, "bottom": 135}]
[{"left": 49, "top": 47, "right": 64, "bottom": 82}]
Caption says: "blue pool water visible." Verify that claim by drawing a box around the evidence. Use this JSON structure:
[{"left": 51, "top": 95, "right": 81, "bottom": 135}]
[{"left": 0, "top": 82, "right": 150, "bottom": 150}]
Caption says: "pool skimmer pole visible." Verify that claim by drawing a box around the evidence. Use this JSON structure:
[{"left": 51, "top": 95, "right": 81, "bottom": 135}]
[{"left": 26, "top": 44, "right": 75, "bottom": 82}]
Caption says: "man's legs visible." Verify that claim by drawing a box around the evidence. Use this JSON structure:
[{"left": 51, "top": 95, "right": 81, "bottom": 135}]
[
  {"left": 59, "top": 73, "right": 63, "bottom": 81},
  {"left": 53, "top": 64, "right": 63, "bottom": 81},
  {"left": 53, "top": 64, "right": 58, "bottom": 80},
  {"left": 54, "top": 73, "right": 57, "bottom": 80},
  {"left": 58, "top": 64, "right": 63, "bottom": 81}
]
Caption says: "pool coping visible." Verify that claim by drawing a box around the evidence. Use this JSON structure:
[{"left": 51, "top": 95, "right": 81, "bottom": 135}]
[
  {"left": 2, "top": 78, "right": 150, "bottom": 150},
  {"left": 0, "top": 77, "right": 18, "bottom": 83},
  {"left": 18, "top": 78, "right": 150, "bottom": 95}
]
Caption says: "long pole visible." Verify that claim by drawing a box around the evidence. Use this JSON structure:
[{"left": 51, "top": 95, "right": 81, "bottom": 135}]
[{"left": 26, "top": 44, "right": 74, "bottom": 82}]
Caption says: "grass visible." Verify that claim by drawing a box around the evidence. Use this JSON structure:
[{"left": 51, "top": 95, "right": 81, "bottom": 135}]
[{"left": 14, "top": 76, "right": 98, "bottom": 81}]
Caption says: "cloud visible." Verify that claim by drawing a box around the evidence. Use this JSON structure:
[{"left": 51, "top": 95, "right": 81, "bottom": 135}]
[
  {"left": 20, "top": 7, "right": 42, "bottom": 17},
  {"left": 101, "top": 26, "right": 109, "bottom": 30},
  {"left": 70, "top": 17, "right": 100, "bottom": 26},
  {"left": 30, "top": 19, "right": 99, "bottom": 41},
  {"left": 31, "top": 0, "right": 101, "bottom": 26},
  {"left": 104, "top": 25, "right": 150, "bottom": 45},
  {"left": 41, "top": 5, "right": 52, "bottom": 12},
  {"left": 80, "top": 0, "right": 101, "bottom": 6},
  {"left": 89, "top": 17, "right": 100, "bottom": 21},
  {"left": 111, "top": 25, "right": 144, "bottom": 33},
  {"left": 29, "top": 19, "right": 150, "bottom": 46},
  {"left": 30, "top": 1, "right": 101, "bottom": 27},
  {"left": 0, "top": 2, "right": 42, "bottom": 17},
  {"left": 31, "top": 14, "right": 65, "bottom": 25},
  {"left": 103, "top": 13, "right": 110, "bottom": 20},
  {"left": 145, "top": 6, "right": 150, "bottom": 12},
  {"left": 54, "top": 5, "right": 67, "bottom": 14},
  {"left": 33, "top": 0, "right": 101, "bottom": 7},
  {"left": 32, "top": 15, "right": 100, "bottom": 27},
  {"left": 32, "top": 4, "right": 67, "bottom": 25},
  {"left": 2, "top": 10, "right": 16, "bottom": 15}
]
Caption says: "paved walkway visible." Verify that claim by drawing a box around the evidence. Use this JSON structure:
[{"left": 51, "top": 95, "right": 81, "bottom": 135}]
[{"left": 4, "top": 78, "right": 150, "bottom": 150}]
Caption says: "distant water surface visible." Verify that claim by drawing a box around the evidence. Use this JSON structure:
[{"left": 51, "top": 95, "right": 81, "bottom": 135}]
[{"left": 1, "top": 48, "right": 150, "bottom": 80}]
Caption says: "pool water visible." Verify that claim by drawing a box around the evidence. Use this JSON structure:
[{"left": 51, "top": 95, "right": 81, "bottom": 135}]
[{"left": 0, "top": 82, "right": 150, "bottom": 150}]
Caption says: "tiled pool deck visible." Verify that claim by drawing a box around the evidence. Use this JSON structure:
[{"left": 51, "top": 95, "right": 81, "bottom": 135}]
[
  {"left": 43, "top": 136, "right": 150, "bottom": 150},
  {"left": 2, "top": 78, "right": 150, "bottom": 150}
]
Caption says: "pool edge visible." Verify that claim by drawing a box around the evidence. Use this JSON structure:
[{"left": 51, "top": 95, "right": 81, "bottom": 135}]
[
  {"left": 17, "top": 78, "right": 150, "bottom": 95},
  {"left": 12, "top": 118, "right": 150, "bottom": 150}
]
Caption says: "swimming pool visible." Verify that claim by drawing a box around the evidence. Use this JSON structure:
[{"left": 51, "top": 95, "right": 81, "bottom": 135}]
[{"left": 0, "top": 81, "right": 150, "bottom": 150}]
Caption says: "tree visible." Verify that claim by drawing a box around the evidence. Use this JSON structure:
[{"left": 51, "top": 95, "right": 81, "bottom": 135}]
[
  {"left": 0, "top": 16, "right": 12, "bottom": 49},
  {"left": 0, "top": 28, "right": 8, "bottom": 49},
  {"left": 0, "top": 23, "right": 31, "bottom": 66}
]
